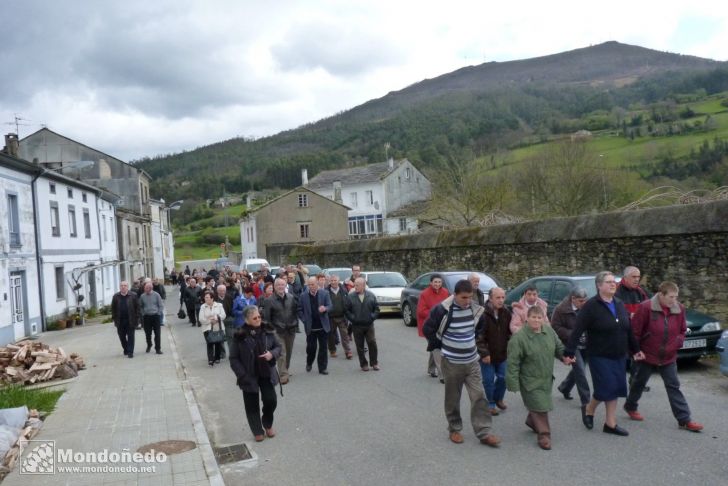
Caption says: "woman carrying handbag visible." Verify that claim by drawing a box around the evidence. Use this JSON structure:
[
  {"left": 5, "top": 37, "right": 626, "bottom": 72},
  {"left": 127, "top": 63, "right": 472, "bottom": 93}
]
[{"left": 199, "top": 291, "right": 226, "bottom": 366}]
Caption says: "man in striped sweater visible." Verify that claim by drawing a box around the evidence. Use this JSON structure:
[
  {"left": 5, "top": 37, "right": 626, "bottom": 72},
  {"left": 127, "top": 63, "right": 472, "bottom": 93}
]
[{"left": 423, "top": 280, "right": 502, "bottom": 447}]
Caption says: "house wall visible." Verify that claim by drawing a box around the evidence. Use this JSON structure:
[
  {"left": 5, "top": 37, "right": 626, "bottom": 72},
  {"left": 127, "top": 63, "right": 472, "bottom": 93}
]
[
  {"left": 0, "top": 165, "right": 42, "bottom": 344},
  {"left": 383, "top": 160, "right": 432, "bottom": 216},
  {"left": 240, "top": 218, "right": 259, "bottom": 261},
  {"left": 98, "top": 198, "right": 119, "bottom": 304}
]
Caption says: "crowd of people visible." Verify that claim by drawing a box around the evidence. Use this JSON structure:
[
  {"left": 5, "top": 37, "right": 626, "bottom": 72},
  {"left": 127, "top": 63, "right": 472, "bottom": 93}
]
[{"left": 110, "top": 262, "right": 704, "bottom": 450}]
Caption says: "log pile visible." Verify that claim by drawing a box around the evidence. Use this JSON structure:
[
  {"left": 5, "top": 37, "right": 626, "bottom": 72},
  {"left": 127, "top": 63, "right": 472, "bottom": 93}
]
[
  {"left": 1, "top": 409, "right": 42, "bottom": 474},
  {"left": 0, "top": 341, "right": 85, "bottom": 385}
]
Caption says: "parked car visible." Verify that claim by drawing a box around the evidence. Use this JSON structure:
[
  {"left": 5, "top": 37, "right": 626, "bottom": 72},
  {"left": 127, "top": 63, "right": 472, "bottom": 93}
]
[
  {"left": 400, "top": 271, "right": 499, "bottom": 327},
  {"left": 717, "top": 330, "right": 728, "bottom": 377},
  {"left": 360, "top": 271, "right": 408, "bottom": 315},
  {"left": 323, "top": 267, "right": 353, "bottom": 282},
  {"left": 300, "top": 264, "right": 323, "bottom": 276},
  {"left": 239, "top": 258, "right": 270, "bottom": 273},
  {"left": 505, "top": 275, "right": 723, "bottom": 362}
]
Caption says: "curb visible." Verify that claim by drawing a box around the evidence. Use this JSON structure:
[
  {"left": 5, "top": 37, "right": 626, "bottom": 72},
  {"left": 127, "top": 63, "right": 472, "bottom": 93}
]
[{"left": 167, "top": 324, "right": 225, "bottom": 486}]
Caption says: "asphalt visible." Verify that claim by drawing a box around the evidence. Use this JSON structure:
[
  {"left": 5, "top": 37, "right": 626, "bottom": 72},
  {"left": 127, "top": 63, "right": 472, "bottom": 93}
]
[{"left": 168, "top": 296, "right": 728, "bottom": 486}]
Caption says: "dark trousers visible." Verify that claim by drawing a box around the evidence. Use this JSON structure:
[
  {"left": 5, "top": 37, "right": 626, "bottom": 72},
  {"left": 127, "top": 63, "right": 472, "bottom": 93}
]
[
  {"left": 352, "top": 325, "right": 378, "bottom": 367},
  {"left": 327, "top": 316, "right": 351, "bottom": 354},
  {"left": 185, "top": 301, "right": 197, "bottom": 324},
  {"left": 242, "top": 379, "right": 277, "bottom": 436},
  {"left": 557, "top": 348, "right": 591, "bottom": 405},
  {"left": 116, "top": 321, "right": 135, "bottom": 355},
  {"left": 204, "top": 331, "right": 223, "bottom": 363},
  {"left": 306, "top": 329, "right": 329, "bottom": 371},
  {"left": 143, "top": 314, "right": 161, "bottom": 351},
  {"left": 625, "top": 361, "right": 691, "bottom": 423}
]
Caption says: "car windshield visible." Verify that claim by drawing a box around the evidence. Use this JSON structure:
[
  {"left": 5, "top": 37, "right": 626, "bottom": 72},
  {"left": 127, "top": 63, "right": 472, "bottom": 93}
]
[
  {"left": 304, "top": 264, "right": 322, "bottom": 275},
  {"left": 573, "top": 277, "right": 599, "bottom": 298},
  {"left": 366, "top": 273, "right": 407, "bottom": 288},
  {"left": 445, "top": 273, "right": 498, "bottom": 292}
]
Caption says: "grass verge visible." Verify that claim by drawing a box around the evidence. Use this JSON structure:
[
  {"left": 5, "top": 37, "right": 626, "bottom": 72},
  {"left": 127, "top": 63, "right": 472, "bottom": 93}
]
[{"left": 0, "top": 385, "right": 64, "bottom": 413}]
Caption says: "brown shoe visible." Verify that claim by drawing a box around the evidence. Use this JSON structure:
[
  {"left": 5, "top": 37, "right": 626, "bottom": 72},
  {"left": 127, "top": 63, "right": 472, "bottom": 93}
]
[
  {"left": 489, "top": 408, "right": 500, "bottom": 416},
  {"left": 537, "top": 433, "right": 551, "bottom": 450},
  {"left": 345, "top": 352, "right": 353, "bottom": 360},
  {"left": 449, "top": 431, "right": 464, "bottom": 444},
  {"left": 330, "top": 352, "right": 337, "bottom": 358},
  {"left": 361, "top": 365, "right": 370, "bottom": 372},
  {"left": 496, "top": 401, "right": 507, "bottom": 410},
  {"left": 280, "top": 377, "right": 289, "bottom": 385},
  {"left": 254, "top": 435, "right": 265, "bottom": 442},
  {"left": 480, "top": 434, "right": 501, "bottom": 447},
  {"left": 265, "top": 427, "right": 276, "bottom": 438}
]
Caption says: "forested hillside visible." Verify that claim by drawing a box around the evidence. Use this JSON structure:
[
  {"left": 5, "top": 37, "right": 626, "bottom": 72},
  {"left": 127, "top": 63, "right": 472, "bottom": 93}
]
[{"left": 135, "top": 41, "right": 728, "bottom": 209}]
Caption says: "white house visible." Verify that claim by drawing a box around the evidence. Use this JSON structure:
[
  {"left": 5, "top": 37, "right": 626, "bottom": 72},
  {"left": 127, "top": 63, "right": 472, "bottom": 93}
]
[
  {"left": 307, "top": 158, "right": 432, "bottom": 238},
  {"left": 150, "top": 199, "right": 175, "bottom": 280},
  {"left": 0, "top": 148, "right": 43, "bottom": 344}
]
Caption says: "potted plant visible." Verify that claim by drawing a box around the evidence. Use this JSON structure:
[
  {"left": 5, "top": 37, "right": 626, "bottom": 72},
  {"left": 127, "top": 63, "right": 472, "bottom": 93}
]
[{"left": 56, "top": 319, "right": 67, "bottom": 330}]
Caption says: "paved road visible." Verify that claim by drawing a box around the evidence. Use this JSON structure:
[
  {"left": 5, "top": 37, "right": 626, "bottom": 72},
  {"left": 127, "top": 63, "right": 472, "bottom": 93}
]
[{"left": 168, "top": 303, "right": 727, "bottom": 486}]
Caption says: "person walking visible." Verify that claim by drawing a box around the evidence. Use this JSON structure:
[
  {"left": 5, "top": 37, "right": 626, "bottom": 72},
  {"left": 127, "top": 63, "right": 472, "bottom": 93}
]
[
  {"left": 506, "top": 306, "right": 574, "bottom": 450},
  {"left": 262, "top": 278, "right": 299, "bottom": 384},
  {"left": 624, "top": 281, "right": 704, "bottom": 432},
  {"left": 423, "top": 279, "right": 501, "bottom": 447},
  {"left": 417, "top": 274, "right": 450, "bottom": 381},
  {"left": 200, "top": 291, "right": 226, "bottom": 366},
  {"left": 552, "top": 288, "right": 591, "bottom": 415},
  {"left": 229, "top": 305, "right": 281, "bottom": 442},
  {"left": 215, "top": 284, "right": 234, "bottom": 359},
  {"left": 475, "top": 287, "right": 512, "bottom": 416},
  {"left": 616, "top": 265, "right": 651, "bottom": 390},
  {"left": 565, "top": 271, "right": 645, "bottom": 436},
  {"left": 111, "top": 281, "right": 140, "bottom": 358},
  {"left": 184, "top": 277, "right": 202, "bottom": 326},
  {"left": 298, "top": 276, "right": 333, "bottom": 375},
  {"left": 139, "top": 282, "right": 164, "bottom": 355},
  {"left": 327, "top": 275, "right": 352, "bottom": 359},
  {"left": 510, "top": 285, "right": 549, "bottom": 333},
  {"left": 153, "top": 277, "right": 166, "bottom": 325},
  {"left": 344, "top": 277, "right": 380, "bottom": 371}
]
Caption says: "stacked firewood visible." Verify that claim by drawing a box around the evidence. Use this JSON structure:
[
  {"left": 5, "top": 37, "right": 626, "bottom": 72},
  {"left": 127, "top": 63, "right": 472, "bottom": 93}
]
[
  {"left": 0, "top": 341, "right": 85, "bottom": 385},
  {"left": 0, "top": 409, "right": 42, "bottom": 474}
]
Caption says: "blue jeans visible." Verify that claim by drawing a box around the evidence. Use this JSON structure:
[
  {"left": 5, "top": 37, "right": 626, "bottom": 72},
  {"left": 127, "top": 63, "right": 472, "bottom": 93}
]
[{"left": 480, "top": 360, "right": 507, "bottom": 407}]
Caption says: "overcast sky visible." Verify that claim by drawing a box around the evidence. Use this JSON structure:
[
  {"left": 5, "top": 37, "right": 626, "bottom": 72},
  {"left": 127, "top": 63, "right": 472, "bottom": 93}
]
[{"left": 2, "top": 0, "right": 727, "bottom": 161}]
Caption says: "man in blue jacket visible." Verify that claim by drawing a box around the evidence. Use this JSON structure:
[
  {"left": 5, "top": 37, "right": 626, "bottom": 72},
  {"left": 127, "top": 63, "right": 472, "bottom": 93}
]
[{"left": 298, "top": 276, "right": 333, "bottom": 375}]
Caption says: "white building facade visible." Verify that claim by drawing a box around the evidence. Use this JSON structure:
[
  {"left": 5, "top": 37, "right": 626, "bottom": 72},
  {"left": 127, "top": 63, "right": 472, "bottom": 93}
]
[
  {"left": 0, "top": 152, "right": 42, "bottom": 344},
  {"left": 150, "top": 199, "right": 175, "bottom": 280},
  {"left": 308, "top": 159, "right": 431, "bottom": 238}
]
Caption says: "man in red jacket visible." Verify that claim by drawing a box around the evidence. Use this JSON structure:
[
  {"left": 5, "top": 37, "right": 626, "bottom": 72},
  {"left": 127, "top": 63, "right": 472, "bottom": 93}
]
[
  {"left": 623, "top": 281, "right": 703, "bottom": 432},
  {"left": 417, "top": 274, "right": 450, "bottom": 382}
]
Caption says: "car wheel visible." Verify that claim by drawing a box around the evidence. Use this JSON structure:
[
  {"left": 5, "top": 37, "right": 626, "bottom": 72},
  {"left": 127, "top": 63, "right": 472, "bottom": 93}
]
[{"left": 402, "top": 302, "right": 416, "bottom": 327}]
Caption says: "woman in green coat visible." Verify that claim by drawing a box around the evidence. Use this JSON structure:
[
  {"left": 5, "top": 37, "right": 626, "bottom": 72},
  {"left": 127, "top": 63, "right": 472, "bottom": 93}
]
[{"left": 506, "top": 306, "right": 574, "bottom": 450}]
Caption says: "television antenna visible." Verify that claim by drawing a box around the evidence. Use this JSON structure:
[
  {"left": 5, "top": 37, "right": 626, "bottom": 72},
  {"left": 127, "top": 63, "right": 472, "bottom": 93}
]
[{"left": 3, "top": 113, "right": 31, "bottom": 137}]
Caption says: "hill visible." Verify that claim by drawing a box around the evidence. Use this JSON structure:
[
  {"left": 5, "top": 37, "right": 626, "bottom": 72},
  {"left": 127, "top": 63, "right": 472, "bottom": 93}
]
[{"left": 136, "top": 41, "right": 728, "bottom": 202}]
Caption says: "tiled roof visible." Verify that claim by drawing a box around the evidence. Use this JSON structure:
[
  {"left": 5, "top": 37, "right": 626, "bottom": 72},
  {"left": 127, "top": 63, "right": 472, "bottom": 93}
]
[
  {"left": 308, "top": 161, "right": 397, "bottom": 189},
  {"left": 387, "top": 199, "right": 431, "bottom": 218}
]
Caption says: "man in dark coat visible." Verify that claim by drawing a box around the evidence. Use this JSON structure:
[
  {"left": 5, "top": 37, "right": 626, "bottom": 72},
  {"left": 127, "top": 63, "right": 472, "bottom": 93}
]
[
  {"left": 111, "top": 281, "right": 140, "bottom": 358},
  {"left": 552, "top": 288, "right": 590, "bottom": 408},
  {"left": 215, "top": 284, "right": 234, "bottom": 359},
  {"left": 298, "top": 276, "right": 333, "bottom": 375},
  {"left": 475, "top": 287, "right": 512, "bottom": 415},
  {"left": 345, "top": 277, "right": 381, "bottom": 371},
  {"left": 184, "top": 277, "right": 203, "bottom": 326}
]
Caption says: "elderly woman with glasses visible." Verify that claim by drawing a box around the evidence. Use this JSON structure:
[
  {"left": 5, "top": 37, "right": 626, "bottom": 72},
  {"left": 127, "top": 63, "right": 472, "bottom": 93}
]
[
  {"left": 229, "top": 305, "right": 282, "bottom": 442},
  {"left": 565, "top": 271, "right": 645, "bottom": 436}
]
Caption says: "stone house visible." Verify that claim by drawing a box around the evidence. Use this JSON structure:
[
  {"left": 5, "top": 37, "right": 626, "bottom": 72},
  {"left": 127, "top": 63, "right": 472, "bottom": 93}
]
[{"left": 240, "top": 187, "right": 349, "bottom": 261}]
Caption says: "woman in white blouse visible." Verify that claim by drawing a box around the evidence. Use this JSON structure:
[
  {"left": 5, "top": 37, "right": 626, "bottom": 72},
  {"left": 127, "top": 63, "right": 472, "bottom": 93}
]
[{"left": 199, "top": 291, "right": 226, "bottom": 366}]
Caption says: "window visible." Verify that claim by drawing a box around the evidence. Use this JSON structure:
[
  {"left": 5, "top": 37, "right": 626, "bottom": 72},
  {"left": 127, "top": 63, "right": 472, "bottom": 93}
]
[
  {"left": 298, "top": 193, "right": 309, "bottom": 207},
  {"left": 299, "top": 223, "right": 310, "bottom": 239},
  {"left": 349, "top": 192, "right": 358, "bottom": 208},
  {"left": 67, "top": 188, "right": 73, "bottom": 199},
  {"left": 366, "top": 218, "right": 376, "bottom": 233},
  {"left": 49, "top": 182, "right": 56, "bottom": 194},
  {"left": 551, "top": 281, "right": 572, "bottom": 307},
  {"left": 82, "top": 193, "right": 87, "bottom": 203},
  {"left": 365, "top": 190, "right": 374, "bottom": 206},
  {"left": 7, "top": 194, "right": 20, "bottom": 246},
  {"left": 50, "top": 202, "right": 61, "bottom": 236},
  {"left": 405, "top": 167, "right": 411, "bottom": 179},
  {"left": 127, "top": 226, "right": 131, "bottom": 246},
  {"left": 102, "top": 215, "right": 107, "bottom": 241},
  {"left": 68, "top": 205, "right": 77, "bottom": 237},
  {"left": 83, "top": 209, "right": 91, "bottom": 238},
  {"left": 135, "top": 227, "right": 140, "bottom": 245},
  {"left": 55, "top": 266, "right": 65, "bottom": 300},
  {"left": 399, "top": 217, "right": 407, "bottom": 232},
  {"left": 110, "top": 217, "right": 114, "bottom": 241}
]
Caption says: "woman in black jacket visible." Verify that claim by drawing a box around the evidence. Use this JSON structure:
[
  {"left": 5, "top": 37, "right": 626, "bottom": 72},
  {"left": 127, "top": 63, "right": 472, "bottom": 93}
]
[
  {"left": 229, "top": 305, "right": 282, "bottom": 442},
  {"left": 565, "top": 271, "right": 644, "bottom": 436}
]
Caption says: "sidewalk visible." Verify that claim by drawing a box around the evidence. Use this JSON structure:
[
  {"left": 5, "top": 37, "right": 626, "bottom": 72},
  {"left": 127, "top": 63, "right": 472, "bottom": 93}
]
[{"left": 2, "top": 312, "right": 224, "bottom": 485}]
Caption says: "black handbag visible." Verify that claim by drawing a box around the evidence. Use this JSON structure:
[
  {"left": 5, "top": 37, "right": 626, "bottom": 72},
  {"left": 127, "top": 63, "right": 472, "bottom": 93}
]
[
  {"left": 206, "top": 317, "right": 225, "bottom": 344},
  {"left": 177, "top": 307, "right": 186, "bottom": 319}
]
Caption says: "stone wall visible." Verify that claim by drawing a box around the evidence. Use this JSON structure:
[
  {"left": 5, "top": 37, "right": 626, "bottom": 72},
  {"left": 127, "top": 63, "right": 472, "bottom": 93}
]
[{"left": 267, "top": 200, "right": 728, "bottom": 323}]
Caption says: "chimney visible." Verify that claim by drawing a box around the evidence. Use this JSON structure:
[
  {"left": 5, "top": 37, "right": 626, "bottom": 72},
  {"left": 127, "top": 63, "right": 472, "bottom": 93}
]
[
  {"left": 246, "top": 194, "right": 252, "bottom": 208},
  {"left": 333, "top": 181, "right": 342, "bottom": 203},
  {"left": 4, "top": 133, "right": 19, "bottom": 157},
  {"left": 388, "top": 158, "right": 394, "bottom": 170},
  {"left": 301, "top": 168, "right": 309, "bottom": 187}
]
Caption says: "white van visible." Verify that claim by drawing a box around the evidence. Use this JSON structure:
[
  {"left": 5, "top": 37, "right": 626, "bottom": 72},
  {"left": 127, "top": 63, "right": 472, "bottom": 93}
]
[{"left": 240, "top": 258, "right": 270, "bottom": 273}]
